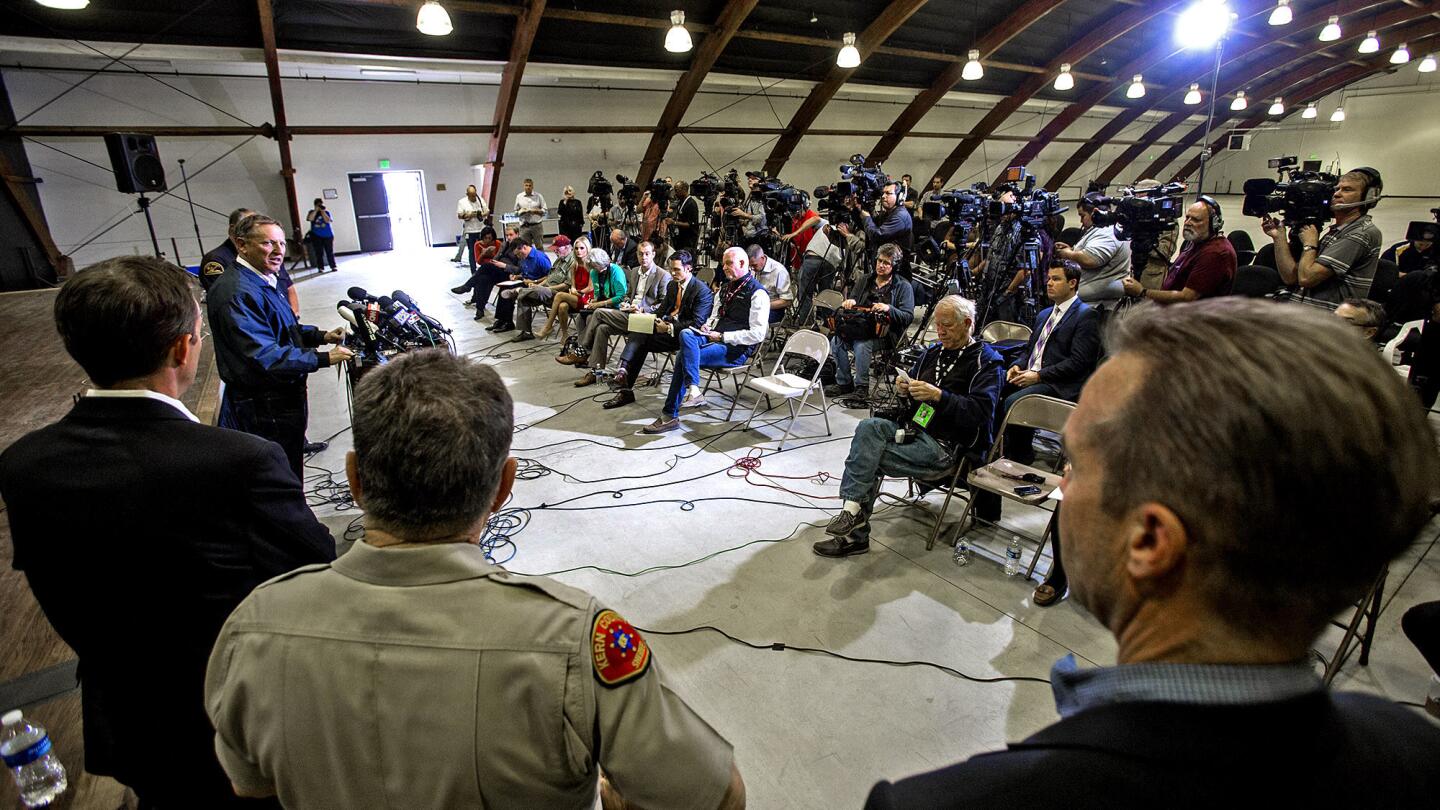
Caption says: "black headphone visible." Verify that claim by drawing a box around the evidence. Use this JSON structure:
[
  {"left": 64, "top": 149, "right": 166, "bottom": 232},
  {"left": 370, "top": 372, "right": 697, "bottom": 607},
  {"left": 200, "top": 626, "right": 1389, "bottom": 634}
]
[
  {"left": 1196, "top": 194, "right": 1224, "bottom": 235},
  {"left": 1349, "top": 166, "right": 1384, "bottom": 206}
]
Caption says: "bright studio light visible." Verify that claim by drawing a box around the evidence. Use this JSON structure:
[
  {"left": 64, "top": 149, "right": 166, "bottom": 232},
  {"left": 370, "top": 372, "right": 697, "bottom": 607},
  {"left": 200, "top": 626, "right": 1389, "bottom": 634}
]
[
  {"left": 1054, "top": 63, "right": 1074, "bottom": 91},
  {"left": 1420, "top": 54, "right": 1438, "bottom": 73},
  {"left": 837, "top": 32, "right": 861, "bottom": 68},
  {"left": 1319, "top": 16, "right": 1341, "bottom": 42},
  {"left": 1184, "top": 83, "right": 1202, "bottom": 104},
  {"left": 665, "top": 10, "right": 693, "bottom": 53},
  {"left": 416, "top": 1, "right": 453, "bottom": 36},
  {"left": 34, "top": 0, "right": 89, "bottom": 9},
  {"left": 1126, "top": 74, "right": 1145, "bottom": 98},
  {"left": 1330, "top": 106, "right": 1346, "bottom": 122},
  {"left": 962, "top": 49, "right": 984, "bottom": 81},
  {"left": 1268, "top": 97, "right": 1284, "bottom": 115},
  {"left": 1268, "top": 0, "right": 1291, "bottom": 26},
  {"left": 1302, "top": 102, "right": 1317, "bottom": 118},
  {"left": 1358, "top": 31, "right": 1379, "bottom": 54},
  {"left": 1176, "top": 0, "right": 1231, "bottom": 49},
  {"left": 1391, "top": 43, "right": 1411, "bottom": 64},
  {"left": 1230, "top": 90, "right": 1247, "bottom": 111}
]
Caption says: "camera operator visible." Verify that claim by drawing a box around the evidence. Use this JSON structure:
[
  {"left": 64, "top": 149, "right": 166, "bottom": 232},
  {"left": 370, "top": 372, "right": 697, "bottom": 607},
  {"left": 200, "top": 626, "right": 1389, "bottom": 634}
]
[
  {"left": 970, "top": 187, "right": 1025, "bottom": 322},
  {"left": 714, "top": 172, "right": 768, "bottom": 248},
  {"left": 1262, "top": 167, "right": 1384, "bottom": 308},
  {"left": 899, "top": 174, "right": 920, "bottom": 216},
  {"left": 1132, "top": 179, "right": 1177, "bottom": 290},
  {"left": 1382, "top": 222, "right": 1438, "bottom": 277},
  {"left": 824, "top": 243, "right": 915, "bottom": 404},
  {"left": 666, "top": 180, "right": 702, "bottom": 253},
  {"left": 840, "top": 181, "right": 914, "bottom": 268},
  {"left": 1121, "top": 197, "right": 1236, "bottom": 304},
  {"left": 1055, "top": 193, "right": 1130, "bottom": 310},
  {"left": 305, "top": 198, "right": 337, "bottom": 274}
]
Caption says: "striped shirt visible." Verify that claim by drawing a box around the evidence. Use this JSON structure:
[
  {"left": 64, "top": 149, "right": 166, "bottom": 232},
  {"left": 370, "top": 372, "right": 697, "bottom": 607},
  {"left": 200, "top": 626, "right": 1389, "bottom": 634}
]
[
  {"left": 1051, "top": 654, "right": 1323, "bottom": 718},
  {"left": 1296, "top": 214, "right": 1381, "bottom": 309}
]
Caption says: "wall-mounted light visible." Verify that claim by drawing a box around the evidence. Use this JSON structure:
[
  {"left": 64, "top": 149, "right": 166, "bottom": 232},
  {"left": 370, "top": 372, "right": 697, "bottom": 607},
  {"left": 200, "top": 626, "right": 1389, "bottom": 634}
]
[
  {"left": 962, "top": 49, "right": 983, "bottom": 81},
  {"left": 665, "top": 10, "right": 693, "bottom": 53},
  {"left": 1054, "top": 63, "right": 1074, "bottom": 91},
  {"left": 1184, "top": 83, "right": 1202, "bottom": 104},
  {"left": 1126, "top": 74, "right": 1145, "bottom": 98},
  {"left": 416, "top": 1, "right": 453, "bottom": 36},
  {"left": 837, "top": 32, "right": 861, "bottom": 68}
]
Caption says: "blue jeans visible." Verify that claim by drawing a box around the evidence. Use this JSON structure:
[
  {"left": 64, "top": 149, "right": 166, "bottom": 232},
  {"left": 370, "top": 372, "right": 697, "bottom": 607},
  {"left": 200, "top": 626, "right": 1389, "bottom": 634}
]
[
  {"left": 831, "top": 335, "right": 876, "bottom": 388},
  {"left": 838, "top": 417, "right": 952, "bottom": 540},
  {"left": 663, "top": 329, "right": 746, "bottom": 417}
]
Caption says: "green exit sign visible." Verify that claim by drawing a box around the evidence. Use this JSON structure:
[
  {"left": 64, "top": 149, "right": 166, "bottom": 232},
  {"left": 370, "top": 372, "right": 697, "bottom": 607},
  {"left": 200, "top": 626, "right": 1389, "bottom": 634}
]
[{"left": 379, "top": 159, "right": 391, "bottom": 169}]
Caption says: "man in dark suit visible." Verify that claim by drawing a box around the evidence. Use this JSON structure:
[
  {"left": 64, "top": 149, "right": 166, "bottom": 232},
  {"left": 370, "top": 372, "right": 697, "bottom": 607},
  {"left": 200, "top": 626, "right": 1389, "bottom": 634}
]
[
  {"left": 866, "top": 299, "right": 1440, "bottom": 808},
  {"left": 0, "top": 256, "right": 336, "bottom": 809},
  {"left": 602, "top": 250, "right": 713, "bottom": 410},
  {"left": 608, "top": 227, "right": 640, "bottom": 269}
]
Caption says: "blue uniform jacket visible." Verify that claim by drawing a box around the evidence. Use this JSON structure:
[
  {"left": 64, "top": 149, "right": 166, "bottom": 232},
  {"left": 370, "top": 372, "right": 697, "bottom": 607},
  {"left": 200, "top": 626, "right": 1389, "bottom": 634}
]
[{"left": 207, "top": 260, "right": 325, "bottom": 390}]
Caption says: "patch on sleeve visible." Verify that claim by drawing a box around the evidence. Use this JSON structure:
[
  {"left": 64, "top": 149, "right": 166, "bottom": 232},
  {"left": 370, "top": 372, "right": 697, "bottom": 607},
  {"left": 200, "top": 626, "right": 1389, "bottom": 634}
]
[
  {"left": 591, "top": 609, "right": 651, "bottom": 688},
  {"left": 203, "top": 261, "right": 226, "bottom": 277}
]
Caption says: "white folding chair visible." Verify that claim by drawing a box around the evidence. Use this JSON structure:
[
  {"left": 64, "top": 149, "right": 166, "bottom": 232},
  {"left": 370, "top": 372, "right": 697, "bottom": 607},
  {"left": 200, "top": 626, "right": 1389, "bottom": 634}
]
[
  {"left": 739, "top": 329, "right": 831, "bottom": 449},
  {"left": 699, "top": 343, "right": 767, "bottom": 417},
  {"left": 979, "top": 320, "right": 1032, "bottom": 343}
]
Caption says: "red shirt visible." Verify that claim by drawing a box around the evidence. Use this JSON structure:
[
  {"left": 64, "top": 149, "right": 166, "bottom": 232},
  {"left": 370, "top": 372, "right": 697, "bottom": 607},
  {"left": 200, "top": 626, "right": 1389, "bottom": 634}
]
[
  {"left": 791, "top": 209, "right": 820, "bottom": 269},
  {"left": 1162, "top": 235, "right": 1236, "bottom": 299}
]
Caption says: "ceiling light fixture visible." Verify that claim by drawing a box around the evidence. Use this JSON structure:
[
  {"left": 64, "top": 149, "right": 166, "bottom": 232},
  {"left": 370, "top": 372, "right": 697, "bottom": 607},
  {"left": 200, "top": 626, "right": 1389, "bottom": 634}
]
[
  {"left": 1301, "top": 101, "right": 1317, "bottom": 118},
  {"left": 837, "top": 32, "right": 861, "bottom": 69},
  {"left": 1358, "top": 31, "right": 1379, "bottom": 54},
  {"left": 1175, "top": 0, "right": 1231, "bottom": 49},
  {"left": 665, "top": 10, "right": 693, "bottom": 53},
  {"left": 34, "top": 0, "right": 89, "bottom": 8},
  {"left": 1268, "top": 0, "right": 1291, "bottom": 26},
  {"left": 1126, "top": 74, "right": 1145, "bottom": 98},
  {"left": 1184, "top": 82, "right": 1203, "bottom": 104},
  {"left": 1330, "top": 105, "right": 1346, "bottom": 122},
  {"left": 416, "top": 1, "right": 453, "bottom": 36},
  {"left": 1268, "top": 97, "right": 1284, "bottom": 115},
  {"left": 962, "top": 49, "right": 983, "bottom": 81},
  {"left": 1230, "top": 90, "right": 1247, "bottom": 110},
  {"left": 1319, "top": 16, "right": 1341, "bottom": 42},
  {"left": 1420, "top": 53, "right": 1438, "bottom": 72},
  {"left": 1391, "top": 42, "right": 1411, "bottom": 64},
  {"left": 1054, "top": 63, "right": 1074, "bottom": 91}
]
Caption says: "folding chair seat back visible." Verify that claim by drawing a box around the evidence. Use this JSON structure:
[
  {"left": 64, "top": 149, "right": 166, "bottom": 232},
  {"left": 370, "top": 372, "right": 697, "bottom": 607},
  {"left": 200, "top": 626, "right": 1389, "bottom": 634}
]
[
  {"left": 1001, "top": 394, "right": 1074, "bottom": 434},
  {"left": 980, "top": 320, "right": 1032, "bottom": 343}
]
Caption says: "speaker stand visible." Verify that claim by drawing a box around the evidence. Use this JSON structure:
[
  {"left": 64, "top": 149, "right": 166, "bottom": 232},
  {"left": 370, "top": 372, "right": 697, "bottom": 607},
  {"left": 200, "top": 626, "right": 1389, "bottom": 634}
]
[{"left": 137, "top": 194, "right": 162, "bottom": 259}]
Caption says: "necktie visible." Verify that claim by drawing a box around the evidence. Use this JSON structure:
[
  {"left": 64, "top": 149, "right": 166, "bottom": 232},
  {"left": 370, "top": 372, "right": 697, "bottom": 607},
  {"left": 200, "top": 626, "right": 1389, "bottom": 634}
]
[
  {"left": 671, "top": 282, "right": 685, "bottom": 318},
  {"left": 1029, "top": 307, "right": 1063, "bottom": 372}
]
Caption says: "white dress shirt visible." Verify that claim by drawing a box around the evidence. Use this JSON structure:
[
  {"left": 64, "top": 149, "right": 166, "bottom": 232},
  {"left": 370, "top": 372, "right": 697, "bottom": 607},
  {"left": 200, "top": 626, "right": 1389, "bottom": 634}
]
[{"left": 84, "top": 388, "right": 200, "bottom": 422}]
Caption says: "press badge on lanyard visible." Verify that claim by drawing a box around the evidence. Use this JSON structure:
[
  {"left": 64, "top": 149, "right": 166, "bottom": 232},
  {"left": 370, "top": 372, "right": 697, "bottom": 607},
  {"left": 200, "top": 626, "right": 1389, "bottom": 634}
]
[{"left": 912, "top": 402, "right": 935, "bottom": 427}]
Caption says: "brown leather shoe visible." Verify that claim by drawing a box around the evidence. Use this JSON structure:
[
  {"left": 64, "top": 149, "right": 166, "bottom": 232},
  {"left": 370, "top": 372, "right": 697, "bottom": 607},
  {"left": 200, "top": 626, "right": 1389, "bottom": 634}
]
[
  {"left": 1032, "top": 582, "right": 1067, "bottom": 607},
  {"left": 602, "top": 390, "right": 635, "bottom": 409},
  {"left": 556, "top": 353, "right": 584, "bottom": 365},
  {"left": 575, "top": 372, "right": 597, "bottom": 387},
  {"left": 641, "top": 416, "right": 681, "bottom": 434}
]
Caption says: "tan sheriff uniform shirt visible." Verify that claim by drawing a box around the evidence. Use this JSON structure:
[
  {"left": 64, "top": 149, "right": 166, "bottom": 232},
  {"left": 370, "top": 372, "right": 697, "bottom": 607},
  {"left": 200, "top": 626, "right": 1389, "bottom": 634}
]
[{"left": 205, "top": 540, "right": 734, "bottom": 809}]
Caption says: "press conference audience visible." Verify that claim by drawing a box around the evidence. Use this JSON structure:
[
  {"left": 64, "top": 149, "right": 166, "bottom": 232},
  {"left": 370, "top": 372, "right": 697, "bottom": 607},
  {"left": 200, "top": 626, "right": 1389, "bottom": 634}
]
[
  {"left": 1335, "top": 297, "right": 1385, "bottom": 344},
  {"left": 511, "top": 234, "right": 574, "bottom": 339},
  {"left": 1382, "top": 222, "right": 1438, "bottom": 277},
  {"left": 566, "top": 240, "right": 669, "bottom": 383},
  {"left": 1264, "top": 167, "right": 1384, "bottom": 308},
  {"left": 204, "top": 350, "right": 744, "bottom": 809},
  {"left": 603, "top": 250, "right": 714, "bottom": 410},
  {"left": 1, "top": 256, "right": 334, "bottom": 809},
  {"left": 747, "top": 243, "right": 793, "bottom": 323},
  {"left": 1055, "top": 194, "right": 1130, "bottom": 310},
  {"left": 538, "top": 236, "right": 594, "bottom": 342},
  {"left": 865, "top": 298, "right": 1440, "bottom": 807},
  {"left": 609, "top": 227, "right": 640, "bottom": 269},
  {"left": 816, "top": 295, "right": 1002, "bottom": 558},
  {"left": 1121, "top": 198, "right": 1237, "bottom": 304},
  {"left": 567, "top": 247, "right": 629, "bottom": 351},
  {"left": 825, "top": 243, "right": 915, "bottom": 403}
]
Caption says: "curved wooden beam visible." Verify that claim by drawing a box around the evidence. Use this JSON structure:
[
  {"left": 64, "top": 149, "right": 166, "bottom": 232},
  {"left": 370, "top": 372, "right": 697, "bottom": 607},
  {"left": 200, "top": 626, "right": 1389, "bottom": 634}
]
[
  {"left": 925, "top": 0, "right": 1187, "bottom": 188},
  {"left": 864, "top": 0, "right": 1066, "bottom": 169},
  {"left": 1083, "top": 0, "right": 1440, "bottom": 188},
  {"left": 635, "top": 0, "right": 759, "bottom": 187},
  {"left": 760, "top": 0, "right": 929, "bottom": 178},
  {"left": 1005, "top": 0, "right": 1388, "bottom": 185},
  {"left": 481, "top": 0, "right": 546, "bottom": 213}
]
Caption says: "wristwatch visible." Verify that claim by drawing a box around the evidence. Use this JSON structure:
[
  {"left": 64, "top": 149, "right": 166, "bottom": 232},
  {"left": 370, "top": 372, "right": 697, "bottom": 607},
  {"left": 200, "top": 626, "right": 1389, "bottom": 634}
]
[{"left": 1301, "top": 244, "right": 1319, "bottom": 252}]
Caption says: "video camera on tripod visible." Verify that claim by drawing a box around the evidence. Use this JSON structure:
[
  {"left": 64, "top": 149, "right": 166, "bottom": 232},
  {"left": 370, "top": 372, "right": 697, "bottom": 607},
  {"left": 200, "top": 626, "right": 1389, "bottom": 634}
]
[
  {"left": 818, "top": 153, "right": 890, "bottom": 230},
  {"left": 587, "top": 170, "right": 614, "bottom": 207},
  {"left": 1087, "top": 181, "right": 1185, "bottom": 244}
]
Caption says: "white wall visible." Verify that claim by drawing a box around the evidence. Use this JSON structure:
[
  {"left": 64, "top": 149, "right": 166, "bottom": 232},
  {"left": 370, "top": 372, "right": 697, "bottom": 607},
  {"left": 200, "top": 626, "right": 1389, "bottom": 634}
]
[{"left": 6, "top": 46, "right": 1438, "bottom": 269}]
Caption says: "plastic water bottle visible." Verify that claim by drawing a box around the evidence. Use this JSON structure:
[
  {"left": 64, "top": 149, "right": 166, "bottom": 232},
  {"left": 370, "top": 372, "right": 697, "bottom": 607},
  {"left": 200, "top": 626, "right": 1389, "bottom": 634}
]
[
  {"left": 1, "top": 711, "right": 67, "bottom": 808},
  {"left": 1005, "top": 535, "right": 1023, "bottom": 577},
  {"left": 952, "top": 536, "right": 971, "bottom": 566}
]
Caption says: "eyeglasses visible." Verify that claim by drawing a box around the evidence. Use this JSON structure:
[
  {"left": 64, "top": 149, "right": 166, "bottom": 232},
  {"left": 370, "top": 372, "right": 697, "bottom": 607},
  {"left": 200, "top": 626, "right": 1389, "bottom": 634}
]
[{"left": 253, "top": 239, "right": 286, "bottom": 249}]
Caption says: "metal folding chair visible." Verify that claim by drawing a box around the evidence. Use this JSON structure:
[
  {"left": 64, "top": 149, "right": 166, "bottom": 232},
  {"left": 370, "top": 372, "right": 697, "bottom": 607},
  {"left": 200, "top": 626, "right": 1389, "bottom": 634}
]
[
  {"left": 979, "top": 320, "right": 1032, "bottom": 343},
  {"left": 1322, "top": 569, "right": 1388, "bottom": 686},
  {"left": 699, "top": 343, "right": 767, "bottom": 418},
  {"left": 739, "top": 329, "right": 831, "bottom": 448}
]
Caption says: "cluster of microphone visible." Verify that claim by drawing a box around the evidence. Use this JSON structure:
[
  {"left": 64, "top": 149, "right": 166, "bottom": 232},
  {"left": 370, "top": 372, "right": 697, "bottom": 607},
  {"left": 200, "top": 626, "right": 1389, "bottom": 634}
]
[{"left": 337, "top": 287, "right": 452, "bottom": 366}]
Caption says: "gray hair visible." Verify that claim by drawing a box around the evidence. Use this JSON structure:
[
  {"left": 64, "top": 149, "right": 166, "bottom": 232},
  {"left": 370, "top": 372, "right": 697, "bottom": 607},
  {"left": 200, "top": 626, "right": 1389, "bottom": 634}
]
[
  {"left": 587, "top": 248, "right": 612, "bottom": 269},
  {"left": 746, "top": 244, "right": 768, "bottom": 261},
  {"left": 1095, "top": 298, "right": 1439, "bottom": 644},
  {"left": 351, "top": 350, "right": 513, "bottom": 540},
  {"left": 235, "top": 213, "right": 281, "bottom": 241},
  {"left": 933, "top": 294, "right": 976, "bottom": 325},
  {"left": 1340, "top": 298, "right": 1384, "bottom": 330},
  {"left": 876, "top": 242, "right": 904, "bottom": 264}
]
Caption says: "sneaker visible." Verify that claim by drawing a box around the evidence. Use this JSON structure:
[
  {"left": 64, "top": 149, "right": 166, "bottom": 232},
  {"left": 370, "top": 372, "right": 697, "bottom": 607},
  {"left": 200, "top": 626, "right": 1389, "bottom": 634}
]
[
  {"left": 641, "top": 416, "right": 681, "bottom": 434},
  {"left": 824, "top": 383, "right": 855, "bottom": 398},
  {"left": 812, "top": 536, "right": 870, "bottom": 558},
  {"left": 824, "top": 510, "right": 867, "bottom": 536}
]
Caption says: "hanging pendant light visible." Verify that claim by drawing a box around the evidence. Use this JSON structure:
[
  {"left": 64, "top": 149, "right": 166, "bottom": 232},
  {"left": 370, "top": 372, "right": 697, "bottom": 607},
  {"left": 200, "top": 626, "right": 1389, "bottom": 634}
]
[
  {"left": 1391, "top": 43, "right": 1411, "bottom": 64},
  {"left": 1230, "top": 90, "right": 1247, "bottom": 111},
  {"left": 962, "top": 49, "right": 984, "bottom": 81},
  {"left": 665, "top": 10, "right": 693, "bottom": 53},
  {"left": 416, "top": 1, "right": 453, "bottom": 36},
  {"left": 1301, "top": 102, "right": 1317, "bottom": 118},
  {"left": 1358, "top": 31, "right": 1379, "bottom": 54},
  {"left": 1183, "top": 83, "right": 1202, "bottom": 105},
  {"left": 837, "top": 32, "right": 861, "bottom": 68},
  {"left": 1419, "top": 53, "right": 1437, "bottom": 72},
  {"left": 1268, "top": 97, "right": 1284, "bottom": 115},
  {"left": 1318, "top": 16, "right": 1341, "bottom": 42},
  {"left": 1268, "top": 0, "right": 1291, "bottom": 26},
  {"left": 1126, "top": 74, "right": 1145, "bottom": 98},
  {"left": 34, "top": 0, "right": 90, "bottom": 8},
  {"left": 1330, "top": 106, "right": 1346, "bottom": 122},
  {"left": 1054, "top": 63, "right": 1074, "bottom": 91}
]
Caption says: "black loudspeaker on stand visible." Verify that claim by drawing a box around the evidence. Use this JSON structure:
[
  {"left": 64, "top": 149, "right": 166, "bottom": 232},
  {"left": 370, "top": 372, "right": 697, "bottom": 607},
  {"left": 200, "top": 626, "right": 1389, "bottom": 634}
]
[{"left": 105, "top": 132, "right": 168, "bottom": 258}]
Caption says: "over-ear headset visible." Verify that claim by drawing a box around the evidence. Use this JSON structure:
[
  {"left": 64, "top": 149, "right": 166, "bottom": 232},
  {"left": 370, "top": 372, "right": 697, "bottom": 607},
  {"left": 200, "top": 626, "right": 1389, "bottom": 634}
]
[
  {"left": 1196, "top": 194, "right": 1224, "bottom": 235},
  {"left": 1349, "top": 166, "right": 1383, "bottom": 206}
]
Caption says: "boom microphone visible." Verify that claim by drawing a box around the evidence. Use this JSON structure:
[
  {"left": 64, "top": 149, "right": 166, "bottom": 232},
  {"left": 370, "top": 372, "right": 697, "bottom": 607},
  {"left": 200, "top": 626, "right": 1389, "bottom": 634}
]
[{"left": 347, "top": 286, "right": 376, "bottom": 302}]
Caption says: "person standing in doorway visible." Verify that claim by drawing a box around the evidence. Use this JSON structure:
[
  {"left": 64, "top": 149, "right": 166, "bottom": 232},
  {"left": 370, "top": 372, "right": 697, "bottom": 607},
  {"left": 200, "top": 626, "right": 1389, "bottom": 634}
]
[
  {"left": 306, "top": 198, "right": 337, "bottom": 274},
  {"left": 515, "top": 178, "right": 547, "bottom": 247}
]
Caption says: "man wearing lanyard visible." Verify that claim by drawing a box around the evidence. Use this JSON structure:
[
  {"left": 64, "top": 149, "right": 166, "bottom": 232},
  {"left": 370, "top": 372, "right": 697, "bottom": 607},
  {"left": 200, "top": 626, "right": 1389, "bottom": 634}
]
[{"left": 208, "top": 215, "right": 353, "bottom": 479}]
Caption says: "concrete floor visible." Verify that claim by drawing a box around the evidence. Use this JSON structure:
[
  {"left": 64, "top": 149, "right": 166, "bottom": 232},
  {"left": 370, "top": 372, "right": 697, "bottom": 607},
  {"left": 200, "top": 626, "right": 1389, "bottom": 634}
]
[{"left": 288, "top": 246, "right": 1439, "bottom": 810}]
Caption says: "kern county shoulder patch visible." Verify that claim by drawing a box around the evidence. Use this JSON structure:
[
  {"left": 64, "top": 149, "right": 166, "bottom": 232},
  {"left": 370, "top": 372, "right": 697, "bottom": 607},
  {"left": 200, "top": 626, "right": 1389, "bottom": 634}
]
[
  {"left": 592, "top": 609, "right": 651, "bottom": 688},
  {"left": 202, "top": 261, "right": 225, "bottom": 277}
]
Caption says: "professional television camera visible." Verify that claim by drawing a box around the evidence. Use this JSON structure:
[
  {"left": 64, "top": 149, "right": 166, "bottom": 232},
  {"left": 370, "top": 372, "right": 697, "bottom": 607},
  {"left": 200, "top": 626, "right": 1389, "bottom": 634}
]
[
  {"left": 1088, "top": 180, "right": 1185, "bottom": 286},
  {"left": 615, "top": 174, "right": 641, "bottom": 208},
  {"left": 648, "top": 178, "right": 673, "bottom": 207},
  {"left": 818, "top": 153, "right": 891, "bottom": 230},
  {"left": 587, "top": 170, "right": 613, "bottom": 201},
  {"left": 703, "top": 169, "right": 748, "bottom": 259},
  {"left": 1242, "top": 156, "right": 1337, "bottom": 229},
  {"left": 967, "top": 166, "right": 1067, "bottom": 326}
]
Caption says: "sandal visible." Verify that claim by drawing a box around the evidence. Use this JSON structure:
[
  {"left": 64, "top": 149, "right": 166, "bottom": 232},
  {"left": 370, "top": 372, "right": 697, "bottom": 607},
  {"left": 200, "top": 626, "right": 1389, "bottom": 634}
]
[{"left": 1032, "top": 582, "right": 1065, "bottom": 607}]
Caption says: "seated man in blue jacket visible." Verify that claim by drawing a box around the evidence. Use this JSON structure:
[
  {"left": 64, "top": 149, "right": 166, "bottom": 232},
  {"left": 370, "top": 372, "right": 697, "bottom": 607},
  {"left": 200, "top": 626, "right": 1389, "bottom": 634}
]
[
  {"left": 824, "top": 243, "right": 915, "bottom": 404},
  {"left": 865, "top": 299, "right": 1440, "bottom": 808},
  {"left": 816, "top": 295, "right": 1004, "bottom": 557}
]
